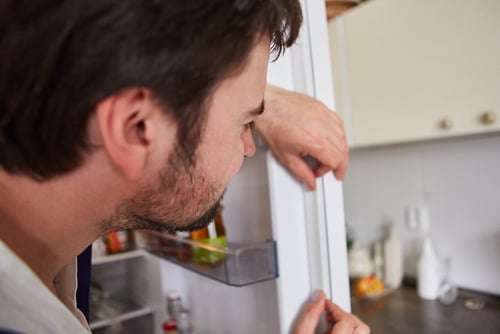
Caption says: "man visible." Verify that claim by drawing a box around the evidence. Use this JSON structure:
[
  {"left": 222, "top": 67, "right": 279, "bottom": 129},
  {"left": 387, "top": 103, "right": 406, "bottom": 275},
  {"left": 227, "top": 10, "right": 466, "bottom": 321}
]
[{"left": 0, "top": 1, "right": 367, "bottom": 333}]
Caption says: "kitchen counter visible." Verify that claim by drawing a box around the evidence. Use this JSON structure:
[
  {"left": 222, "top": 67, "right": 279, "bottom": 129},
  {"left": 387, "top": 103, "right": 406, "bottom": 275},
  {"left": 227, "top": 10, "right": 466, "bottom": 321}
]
[{"left": 351, "top": 283, "right": 500, "bottom": 334}]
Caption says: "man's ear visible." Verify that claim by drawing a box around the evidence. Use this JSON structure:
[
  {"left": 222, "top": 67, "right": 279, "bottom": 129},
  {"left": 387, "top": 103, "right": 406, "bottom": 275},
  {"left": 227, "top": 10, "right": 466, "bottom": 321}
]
[{"left": 94, "top": 88, "right": 166, "bottom": 181}]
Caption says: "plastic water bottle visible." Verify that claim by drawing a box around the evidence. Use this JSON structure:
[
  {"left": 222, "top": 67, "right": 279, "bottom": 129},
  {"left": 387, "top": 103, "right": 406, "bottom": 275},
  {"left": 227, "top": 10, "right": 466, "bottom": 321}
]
[
  {"left": 417, "top": 238, "right": 441, "bottom": 300},
  {"left": 383, "top": 225, "right": 403, "bottom": 289}
]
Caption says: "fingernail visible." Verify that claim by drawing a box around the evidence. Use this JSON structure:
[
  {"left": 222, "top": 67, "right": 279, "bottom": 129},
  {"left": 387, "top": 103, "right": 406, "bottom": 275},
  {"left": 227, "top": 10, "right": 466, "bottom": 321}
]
[{"left": 311, "top": 290, "right": 324, "bottom": 301}]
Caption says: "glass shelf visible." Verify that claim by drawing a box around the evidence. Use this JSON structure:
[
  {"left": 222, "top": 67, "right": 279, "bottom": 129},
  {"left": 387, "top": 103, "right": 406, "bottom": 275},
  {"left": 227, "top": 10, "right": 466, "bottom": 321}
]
[
  {"left": 89, "top": 295, "right": 153, "bottom": 330},
  {"left": 137, "top": 230, "right": 279, "bottom": 287}
]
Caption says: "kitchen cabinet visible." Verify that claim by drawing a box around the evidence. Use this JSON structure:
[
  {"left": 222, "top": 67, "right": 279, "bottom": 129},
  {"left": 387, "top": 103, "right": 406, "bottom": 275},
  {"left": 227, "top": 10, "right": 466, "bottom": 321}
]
[
  {"left": 328, "top": 0, "right": 500, "bottom": 147},
  {"left": 90, "top": 248, "right": 165, "bottom": 334}
]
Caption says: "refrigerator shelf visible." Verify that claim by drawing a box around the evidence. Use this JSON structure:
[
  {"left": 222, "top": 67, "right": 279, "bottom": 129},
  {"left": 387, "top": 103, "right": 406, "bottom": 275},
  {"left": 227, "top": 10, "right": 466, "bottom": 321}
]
[
  {"left": 89, "top": 295, "right": 153, "bottom": 330},
  {"left": 137, "top": 230, "right": 279, "bottom": 287}
]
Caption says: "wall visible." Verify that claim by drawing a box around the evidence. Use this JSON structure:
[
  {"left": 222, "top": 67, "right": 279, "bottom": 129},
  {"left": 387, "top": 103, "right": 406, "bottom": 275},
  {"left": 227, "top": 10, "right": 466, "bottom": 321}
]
[{"left": 342, "top": 133, "right": 500, "bottom": 295}]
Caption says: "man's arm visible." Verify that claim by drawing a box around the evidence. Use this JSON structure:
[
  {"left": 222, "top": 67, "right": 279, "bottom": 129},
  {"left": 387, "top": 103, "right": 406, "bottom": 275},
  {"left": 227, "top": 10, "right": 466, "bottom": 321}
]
[{"left": 253, "top": 84, "right": 349, "bottom": 190}]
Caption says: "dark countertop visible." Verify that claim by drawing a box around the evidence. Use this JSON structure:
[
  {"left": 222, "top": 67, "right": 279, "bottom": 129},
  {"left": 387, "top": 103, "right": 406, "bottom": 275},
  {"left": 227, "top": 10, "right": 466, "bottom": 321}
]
[{"left": 351, "top": 284, "right": 500, "bottom": 334}]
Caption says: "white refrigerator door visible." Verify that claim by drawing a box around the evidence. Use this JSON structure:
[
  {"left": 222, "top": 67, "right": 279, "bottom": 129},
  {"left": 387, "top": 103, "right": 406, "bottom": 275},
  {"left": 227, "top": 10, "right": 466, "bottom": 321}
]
[{"left": 266, "top": 0, "right": 350, "bottom": 332}]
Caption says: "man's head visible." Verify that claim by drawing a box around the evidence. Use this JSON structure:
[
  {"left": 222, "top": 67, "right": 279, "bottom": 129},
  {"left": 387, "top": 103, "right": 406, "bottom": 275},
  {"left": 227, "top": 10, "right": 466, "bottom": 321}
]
[
  {"left": 108, "top": 37, "right": 273, "bottom": 233},
  {"left": 0, "top": 0, "right": 302, "bottom": 232}
]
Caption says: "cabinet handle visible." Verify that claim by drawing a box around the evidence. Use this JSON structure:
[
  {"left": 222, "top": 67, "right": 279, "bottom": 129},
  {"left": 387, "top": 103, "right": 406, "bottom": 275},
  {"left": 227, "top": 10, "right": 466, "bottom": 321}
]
[
  {"left": 480, "top": 111, "right": 496, "bottom": 125},
  {"left": 438, "top": 117, "right": 454, "bottom": 130}
]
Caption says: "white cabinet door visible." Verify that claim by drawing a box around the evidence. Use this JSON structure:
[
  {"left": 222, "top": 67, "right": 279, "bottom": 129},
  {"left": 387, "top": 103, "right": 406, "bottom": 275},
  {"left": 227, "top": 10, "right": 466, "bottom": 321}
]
[{"left": 329, "top": 0, "right": 500, "bottom": 147}]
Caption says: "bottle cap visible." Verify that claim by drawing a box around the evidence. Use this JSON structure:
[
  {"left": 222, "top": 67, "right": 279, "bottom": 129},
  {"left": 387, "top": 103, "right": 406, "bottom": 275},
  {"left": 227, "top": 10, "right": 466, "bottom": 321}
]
[{"left": 167, "top": 291, "right": 180, "bottom": 300}]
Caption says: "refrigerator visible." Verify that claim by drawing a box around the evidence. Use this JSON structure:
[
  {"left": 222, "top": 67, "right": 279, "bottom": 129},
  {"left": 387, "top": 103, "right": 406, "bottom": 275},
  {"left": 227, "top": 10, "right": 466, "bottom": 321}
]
[{"left": 153, "top": 1, "right": 350, "bottom": 333}]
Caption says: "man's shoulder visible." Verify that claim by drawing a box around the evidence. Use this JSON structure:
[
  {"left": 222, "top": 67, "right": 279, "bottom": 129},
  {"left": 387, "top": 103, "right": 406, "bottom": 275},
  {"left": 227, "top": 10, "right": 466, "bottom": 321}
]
[{"left": 0, "top": 241, "right": 90, "bottom": 334}]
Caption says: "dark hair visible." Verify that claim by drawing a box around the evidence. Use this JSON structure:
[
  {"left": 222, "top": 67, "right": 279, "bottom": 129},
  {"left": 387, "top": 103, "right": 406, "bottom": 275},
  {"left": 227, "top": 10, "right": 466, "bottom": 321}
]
[{"left": 0, "top": 0, "right": 302, "bottom": 180}]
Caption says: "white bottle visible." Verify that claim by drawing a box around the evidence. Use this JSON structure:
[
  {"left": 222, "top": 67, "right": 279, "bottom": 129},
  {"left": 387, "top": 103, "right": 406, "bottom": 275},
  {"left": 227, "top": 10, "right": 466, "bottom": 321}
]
[
  {"left": 177, "top": 309, "right": 194, "bottom": 334},
  {"left": 383, "top": 225, "right": 403, "bottom": 289},
  {"left": 348, "top": 242, "right": 374, "bottom": 278},
  {"left": 417, "top": 238, "right": 441, "bottom": 300},
  {"left": 373, "top": 241, "right": 384, "bottom": 281}
]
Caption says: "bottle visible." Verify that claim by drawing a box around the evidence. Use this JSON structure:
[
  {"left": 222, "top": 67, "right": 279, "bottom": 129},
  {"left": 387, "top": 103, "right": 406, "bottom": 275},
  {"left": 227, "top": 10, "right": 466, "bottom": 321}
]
[
  {"left": 373, "top": 240, "right": 384, "bottom": 281},
  {"left": 92, "top": 238, "right": 107, "bottom": 257},
  {"left": 167, "top": 291, "right": 184, "bottom": 321},
  {"left": 103, "top": 231, "right": 127, "bottom": 254},
  {"left": 213, "top": 204, "right": 227, "bottom": 239},
  {"left": 177, "top": 309, "right": 194, "bottom": 334},
  {"left": 191, "top": 204, "right": 227, "bottom": 265},
  {"left": 417, "top": 238, "right": 441, "bottom": 300},
  {"left": 383, "top": 225, "right": 403, "bottom": 289},
  {"left": 348, "top": 242, "right": 374, "bottom": 279},
  {"left": 438, "top": 257, "right": 458, "bottom": 304},
  {"left": 175, "top": 231, "right": 193, "bottom": 262}
]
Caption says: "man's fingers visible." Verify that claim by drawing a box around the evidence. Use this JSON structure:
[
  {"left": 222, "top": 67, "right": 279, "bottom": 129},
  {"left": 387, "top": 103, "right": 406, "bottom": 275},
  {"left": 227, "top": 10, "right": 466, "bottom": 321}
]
[
  {"left": 325, "top": 300, "right": 350, "bottom": 323},
  {"left": 294, "top": 291, "right": 327, "bottom": 334},
  {"left": 313, "top": 159, "right": 347, "bottom": 181},
  {"left": 303, "top": 133, "right": 348, "bottom": 181},
  {"left": 353, "top": 325, "right": 371, "bottom": 334},
  {"left": 314, "top": 163, "right": 331, "bottom": 178},
  {"left": 281, "top": 154, "right": 317, "bottom": 190},
  {"left": 325, "top": 301, "right": 370, "bottom": 334},
  {"left": 328, "top": 320, "right": 352, "bottom": 334},
  {"left": 332, "top": 153, "right": 348, "bottom": 180},
  {"left": 292, "top": 293, "right": 370, "bottom": 334}
]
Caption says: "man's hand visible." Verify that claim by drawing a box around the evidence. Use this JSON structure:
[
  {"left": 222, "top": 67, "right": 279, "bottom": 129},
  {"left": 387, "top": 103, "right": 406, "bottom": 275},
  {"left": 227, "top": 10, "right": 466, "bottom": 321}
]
[
  {"left": 293, "top": 291, "right": 370, "bottom": 334},
  {"left": 254, "top": 84, "right": 348, "bottom": 190}
]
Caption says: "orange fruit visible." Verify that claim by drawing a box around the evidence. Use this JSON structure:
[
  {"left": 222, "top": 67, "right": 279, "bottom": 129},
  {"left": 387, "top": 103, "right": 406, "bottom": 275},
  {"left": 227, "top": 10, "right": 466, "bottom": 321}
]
[{"left": 354, "top": 275, "right": 385, "bottom": 297}]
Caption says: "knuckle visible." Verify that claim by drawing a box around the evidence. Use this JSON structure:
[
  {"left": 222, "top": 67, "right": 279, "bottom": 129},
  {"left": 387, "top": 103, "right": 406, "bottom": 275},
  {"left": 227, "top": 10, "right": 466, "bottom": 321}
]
[
  {"left": 356, "top": 319, "right": 370, "bottom": 333},
  {"left": 340, "top": 142, "right": 349, "bottom": 155}
]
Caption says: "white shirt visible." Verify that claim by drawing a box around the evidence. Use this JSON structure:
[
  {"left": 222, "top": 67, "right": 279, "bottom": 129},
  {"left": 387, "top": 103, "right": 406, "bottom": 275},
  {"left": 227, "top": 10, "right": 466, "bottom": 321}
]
[{"left": 0, "top": 240, "right": 90, "bottom": 333}]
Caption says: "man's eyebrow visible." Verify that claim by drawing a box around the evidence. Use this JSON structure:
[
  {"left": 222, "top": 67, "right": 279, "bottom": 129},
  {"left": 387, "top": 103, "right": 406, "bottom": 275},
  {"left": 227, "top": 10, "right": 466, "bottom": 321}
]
[{"left": 247, "top": 100, "right": 265, "bottom": 117}]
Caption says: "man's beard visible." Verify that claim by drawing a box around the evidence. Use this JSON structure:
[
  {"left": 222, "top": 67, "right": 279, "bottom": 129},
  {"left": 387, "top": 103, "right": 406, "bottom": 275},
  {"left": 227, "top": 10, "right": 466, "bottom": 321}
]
[
  {"left": 101, "top": 149, "right": 224, "bottom": 234},
  {"left": 122, "top": 197, "right": 222, "bottom": 234}
]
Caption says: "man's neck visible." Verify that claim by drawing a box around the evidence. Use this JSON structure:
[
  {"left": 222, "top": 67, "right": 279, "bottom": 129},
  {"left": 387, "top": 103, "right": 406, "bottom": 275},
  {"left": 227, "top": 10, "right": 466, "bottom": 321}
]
[{"left": 0, "top": 169, "right": 110, "bottom": 293}]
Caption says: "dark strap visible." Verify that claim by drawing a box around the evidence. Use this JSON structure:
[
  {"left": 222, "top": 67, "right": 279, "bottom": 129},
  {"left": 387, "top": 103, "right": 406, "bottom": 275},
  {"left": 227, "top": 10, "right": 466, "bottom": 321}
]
[
  {"left": 0, "top": 329, "right": 23, "bottom": 334},
  {"left": 76, "top": 245, "right": 92, "bottom": 321}
]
